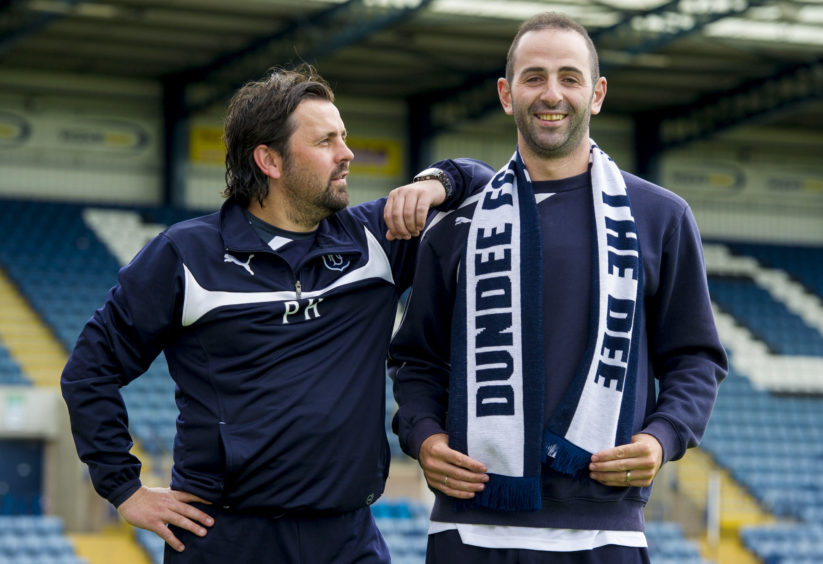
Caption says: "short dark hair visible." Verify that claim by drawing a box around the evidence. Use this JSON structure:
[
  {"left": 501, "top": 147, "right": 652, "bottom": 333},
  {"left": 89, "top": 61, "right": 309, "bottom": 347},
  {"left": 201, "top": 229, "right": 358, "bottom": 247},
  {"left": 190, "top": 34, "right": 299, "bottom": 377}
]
[
  {"left": 222, "top": 64, "right": 334, "bottom": 206},
  {"left": 505, "top": 12, "right": 600, "bottom": 85}
]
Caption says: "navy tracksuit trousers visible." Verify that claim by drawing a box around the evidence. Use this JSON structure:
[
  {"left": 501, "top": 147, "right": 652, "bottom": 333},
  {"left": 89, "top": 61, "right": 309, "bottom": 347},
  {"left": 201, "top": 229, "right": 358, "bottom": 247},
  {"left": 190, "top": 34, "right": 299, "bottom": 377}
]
[{"left": 163, "top": 504, "right": 389, "bottom": 563}]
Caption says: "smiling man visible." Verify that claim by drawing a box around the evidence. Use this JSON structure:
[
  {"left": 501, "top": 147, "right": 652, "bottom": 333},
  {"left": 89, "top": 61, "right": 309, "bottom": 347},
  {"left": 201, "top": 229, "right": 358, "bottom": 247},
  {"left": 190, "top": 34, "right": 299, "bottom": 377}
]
[
  {"left": 60, "top": 65, "right": 476, "bottom": 564},
  {"left": 502, "top": 20, "right": 604, "bottom": 170},
  {"left": 389, "top": 12, "right": 727, "bottom": 564}
]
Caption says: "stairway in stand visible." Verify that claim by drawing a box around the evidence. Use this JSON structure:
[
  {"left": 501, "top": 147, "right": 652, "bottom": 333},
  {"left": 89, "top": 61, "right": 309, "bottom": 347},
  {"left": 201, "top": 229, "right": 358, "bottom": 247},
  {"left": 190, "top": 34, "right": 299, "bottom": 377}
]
[{"left": 0, "top": 268, "right": 67, "bottom": 387}]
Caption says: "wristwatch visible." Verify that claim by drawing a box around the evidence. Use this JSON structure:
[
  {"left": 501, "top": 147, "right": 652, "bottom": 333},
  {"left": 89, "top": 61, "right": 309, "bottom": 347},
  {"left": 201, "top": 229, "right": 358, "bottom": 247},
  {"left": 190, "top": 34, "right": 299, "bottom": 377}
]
[{"left": 413, "top": 167, "right": 454, "bottom": 202}]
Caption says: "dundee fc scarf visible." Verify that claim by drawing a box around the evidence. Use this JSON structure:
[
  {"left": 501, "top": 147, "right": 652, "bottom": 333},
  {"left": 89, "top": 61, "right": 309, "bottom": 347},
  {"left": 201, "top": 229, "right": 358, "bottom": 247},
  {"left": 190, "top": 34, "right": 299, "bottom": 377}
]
[{"left": 448, "top": 141, "right": 642, "bottom": 512}]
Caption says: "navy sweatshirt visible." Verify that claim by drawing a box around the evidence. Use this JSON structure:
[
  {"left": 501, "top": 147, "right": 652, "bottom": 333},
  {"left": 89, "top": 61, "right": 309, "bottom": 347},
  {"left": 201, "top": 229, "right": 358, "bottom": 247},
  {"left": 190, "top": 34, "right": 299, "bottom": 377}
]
[
  {"left": 389, "top": 158, "right": 727, "bottom": 531},
  {"left": 61, "top": 190, "right": 473, "bottom": 515}
]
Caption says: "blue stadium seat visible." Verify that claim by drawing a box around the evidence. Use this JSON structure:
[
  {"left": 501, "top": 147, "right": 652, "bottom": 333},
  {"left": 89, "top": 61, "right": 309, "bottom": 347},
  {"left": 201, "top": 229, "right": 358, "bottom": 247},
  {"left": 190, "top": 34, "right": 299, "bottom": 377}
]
[
  {"left": 135, "top": 528, "right": 164, "bottom": 564},
  {"left": 700, "top": 362, "right": 823, "bottom": 523},
  {"left": 726, "top": 242, "right": 823, "bottom": 298},
  {"left": 0, "top": 515, "right": 84, "bottom": 564},
  {"left": 742, "top": 523, "right": 823, "bottom": 563},
  {"left": 0, "top": 347, "right": 30, "bottom": 386},
  {"left": 372, "top": 498, "right": 430, "bottom": 562},
  {"left": 646, "top": 520, "right": 709, "bottom": 564},
  {"left": 708, "top": 276, "right": 823, "bottom": 356}
]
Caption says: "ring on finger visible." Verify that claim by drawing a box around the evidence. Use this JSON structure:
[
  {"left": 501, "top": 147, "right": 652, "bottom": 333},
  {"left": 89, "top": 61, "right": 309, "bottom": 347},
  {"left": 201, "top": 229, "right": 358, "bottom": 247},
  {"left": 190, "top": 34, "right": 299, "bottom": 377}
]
[
  {"left": 444, "top": 476, "right": 449, "bottom": 487},
  {"left": 625, "top": 470, "right": 631, "bottom": 484}
]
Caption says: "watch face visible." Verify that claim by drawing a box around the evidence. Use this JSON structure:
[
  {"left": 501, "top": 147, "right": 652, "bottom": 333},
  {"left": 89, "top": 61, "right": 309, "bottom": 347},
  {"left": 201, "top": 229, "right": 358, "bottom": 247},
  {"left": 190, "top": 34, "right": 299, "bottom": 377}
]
[{"left": 415, "top": 169, "right": 444, "bottom": 182}]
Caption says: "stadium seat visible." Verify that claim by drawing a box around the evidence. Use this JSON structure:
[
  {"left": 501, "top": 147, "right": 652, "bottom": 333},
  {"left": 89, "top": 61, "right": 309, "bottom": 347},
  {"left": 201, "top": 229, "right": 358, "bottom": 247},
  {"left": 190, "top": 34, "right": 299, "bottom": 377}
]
[
  {"left": 708, "top": 276, "right": 823, "bottom": 356},
  {"left": 0, "top": 516, "right": 85, "bottom": 564}
]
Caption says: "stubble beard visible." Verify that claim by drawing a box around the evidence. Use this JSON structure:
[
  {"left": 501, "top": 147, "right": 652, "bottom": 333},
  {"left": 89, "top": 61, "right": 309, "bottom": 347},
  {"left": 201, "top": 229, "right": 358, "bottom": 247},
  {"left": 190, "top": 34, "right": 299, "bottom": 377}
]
[
  {"left": 513, "top": 100, "right": 591, "bottom": 160},
  {"left": 282, "top": 161, "right": 350, "bottom": 228}
]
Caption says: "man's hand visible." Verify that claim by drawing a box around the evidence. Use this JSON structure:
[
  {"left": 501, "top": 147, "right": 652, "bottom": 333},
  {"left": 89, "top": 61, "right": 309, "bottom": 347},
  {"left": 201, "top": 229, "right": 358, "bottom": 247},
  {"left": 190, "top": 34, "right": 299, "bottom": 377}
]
[
  {"left": 117, "top": 486, "right": 214, "bottom": 552},
  {"left": 384, "top": 179, "right": 446, "bottom": 241},
  {"left": 418, "top": 433, "right": 488, "bottom": 499},
  {"left": 589, "top": 433, "right": 663, "bottom": 488}
]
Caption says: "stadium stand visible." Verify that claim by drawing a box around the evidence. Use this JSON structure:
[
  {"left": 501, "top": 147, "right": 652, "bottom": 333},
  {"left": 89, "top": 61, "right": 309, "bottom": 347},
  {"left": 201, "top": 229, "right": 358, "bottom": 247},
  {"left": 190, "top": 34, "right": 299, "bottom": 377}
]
[
  {"left": 0, "top": 515, "right": 88, "bottom": 564},
  {"left": 133, "top": 529, "right": 164, "bottom": 564},
  {"left": 704, "top": 243, "right": 823, "bottom": 395},
  {"left": 2, "top": 196, "right": 823, "bottom": 563},
  {"left": 0, "top": 345, "right": 27, "bottom": 386},
  {"left": 699, "top": 242, "right": 823, "bottom": 564},
  {"left": 708, "top": 277, "right": 823, "bottom": 357},
  {"left": 385, "top": 372, "right": 403, "bottom": 458},
  {"left": 371, "top": 499, "right": 430, "bottom": 564},
  {"left": 0, "top": 198, "right": 195, "bottom": 458},
  {"left": 0, "top": 199, "right": 120, "bottom": 352},
  {"left": 645, "top": 521, "right": 711, "bottom": 564},
  {"left": 701, "top": 362, "right": 823, "bottom": 519},
  {"left": 741, "top": 523, "right": 823, "bottom": 564},
  {"left": 725, "top": 243, "right": 823, "bottom": 300}
]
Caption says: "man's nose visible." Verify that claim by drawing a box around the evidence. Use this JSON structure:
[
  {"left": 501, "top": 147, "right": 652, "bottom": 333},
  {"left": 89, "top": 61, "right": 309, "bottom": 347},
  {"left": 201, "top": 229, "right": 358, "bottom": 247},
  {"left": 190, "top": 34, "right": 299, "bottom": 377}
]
[
  {"left": 539, "top": 79, "right": 562, "bottom": 106},
  {"left": 338, "top": 140, "right": 354, "bottom": 162}
]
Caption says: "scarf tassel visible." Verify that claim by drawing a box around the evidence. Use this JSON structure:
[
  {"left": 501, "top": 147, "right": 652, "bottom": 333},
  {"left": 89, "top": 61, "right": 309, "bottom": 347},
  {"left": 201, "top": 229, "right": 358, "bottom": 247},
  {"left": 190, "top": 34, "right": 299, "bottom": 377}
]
[
  {"left": 453, "top": 475, "right": 542, "bottom": 513},
  {"left": 542, "top": 430, "right": 592, "bottom": 477}
]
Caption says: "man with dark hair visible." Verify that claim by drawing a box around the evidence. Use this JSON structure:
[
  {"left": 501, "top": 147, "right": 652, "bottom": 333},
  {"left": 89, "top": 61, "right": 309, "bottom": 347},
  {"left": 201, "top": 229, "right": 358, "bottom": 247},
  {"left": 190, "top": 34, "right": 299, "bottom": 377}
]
[
  {"left": 390, "top": 12, "right": 727, "bottom": 564},
  {"left": 60, "top": 65, "right": 470, "bottom": 563}
]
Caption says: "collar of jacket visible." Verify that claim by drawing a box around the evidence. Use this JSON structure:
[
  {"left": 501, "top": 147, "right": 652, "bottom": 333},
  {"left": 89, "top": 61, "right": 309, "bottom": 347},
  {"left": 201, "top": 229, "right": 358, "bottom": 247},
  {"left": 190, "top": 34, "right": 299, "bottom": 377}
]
[{"left": 218, "top": 199, "right": 363, "bottom": 259}]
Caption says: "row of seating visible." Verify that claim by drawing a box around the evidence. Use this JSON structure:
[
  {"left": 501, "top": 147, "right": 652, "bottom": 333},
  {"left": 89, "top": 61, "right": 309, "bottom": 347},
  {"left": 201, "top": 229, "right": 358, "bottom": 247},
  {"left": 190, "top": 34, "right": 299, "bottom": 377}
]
[
  {"left": 701, "top": 365, "right": 823, "bottom": 522},
  {"left": 0, "top": 516, "right": 87, "bottom": 563},
  {"left": 0, "top": 348, "right": 28, "bottom": 386},
  {"left": 725, "top": 242, "right": 823, "bottom": 298},
  {"left": 742, "top": 523, "right": 823, "bottom": 562},
  {"left": 645, "top": 521, "right": 710, "bottom": 564},
  {"left": 700, "top": 341, "right": 823, "bottom": 564},
  {"left": 134, "top": 529, "right": 163, "bottom": 564},
  {"left": 121, "top": 359, "right": 178, "bottom": 456},
  {"left": 709, "top": 277, "right": 823, "bottom": 356}
]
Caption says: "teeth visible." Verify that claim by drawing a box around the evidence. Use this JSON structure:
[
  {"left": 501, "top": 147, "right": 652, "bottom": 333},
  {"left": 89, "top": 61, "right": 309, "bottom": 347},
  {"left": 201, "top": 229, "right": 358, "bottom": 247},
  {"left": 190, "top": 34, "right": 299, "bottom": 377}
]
[{"left": 537, "top": 113, "right": 564, "bottom": 121}]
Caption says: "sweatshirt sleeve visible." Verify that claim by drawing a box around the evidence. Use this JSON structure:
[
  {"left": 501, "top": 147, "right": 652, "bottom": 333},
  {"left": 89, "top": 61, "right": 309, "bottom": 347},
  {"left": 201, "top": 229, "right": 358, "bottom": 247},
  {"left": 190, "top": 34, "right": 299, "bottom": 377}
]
[
  {"left": 640, "top": 205, "right": 728, "bottom": 463},
  {"left": 388, "top": 232, "right": 455, "bottom": 459},
  {"left": 389, "top": 158, "right": 494, "bottom": 458},
  {"left": 60, "top": 233, "right": 184, "bottom": 506}
]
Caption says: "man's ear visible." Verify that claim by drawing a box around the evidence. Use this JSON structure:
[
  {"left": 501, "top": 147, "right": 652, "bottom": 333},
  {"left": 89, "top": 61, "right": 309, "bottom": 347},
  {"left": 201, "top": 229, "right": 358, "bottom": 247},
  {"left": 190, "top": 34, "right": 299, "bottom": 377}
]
[
  {"left": 590, "top": 76, "right": 607, "bottom": 116},
  {"left": 252, "top": 144, "right": 283, "bottom": 179},
  {"left": 498, "top": 77, "right": 514, "bottom": 116}
]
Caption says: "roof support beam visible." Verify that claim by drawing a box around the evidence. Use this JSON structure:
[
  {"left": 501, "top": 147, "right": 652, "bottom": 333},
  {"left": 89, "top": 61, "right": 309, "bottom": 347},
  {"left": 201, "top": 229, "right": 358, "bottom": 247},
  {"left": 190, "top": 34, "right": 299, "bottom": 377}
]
[
  {"left": 594, "top": 0, "right": 771, "bottom": 55},
  {"left": 634, "top": 57, "right": 823, "bottom": 179},
  {"left": 659, "top": 57, "right": 823, "bottom": 149},
  {"left": 0, "top": 0, "right": 82, "bottom": 53},
  {"left": 177, "top": 0, "right": 434, "bottom": 117}
]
